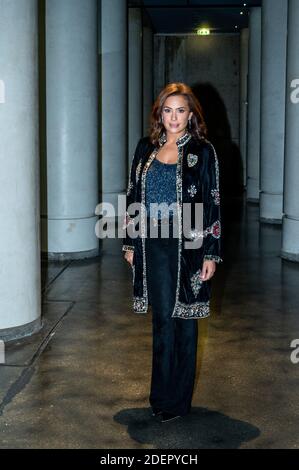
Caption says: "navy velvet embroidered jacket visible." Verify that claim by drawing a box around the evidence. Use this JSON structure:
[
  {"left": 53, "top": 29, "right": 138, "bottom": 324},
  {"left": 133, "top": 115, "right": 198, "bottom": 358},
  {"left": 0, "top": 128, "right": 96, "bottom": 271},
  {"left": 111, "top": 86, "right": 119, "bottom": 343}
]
[{"left": 122, "top": 130, "right": 223, "bottom": 319}]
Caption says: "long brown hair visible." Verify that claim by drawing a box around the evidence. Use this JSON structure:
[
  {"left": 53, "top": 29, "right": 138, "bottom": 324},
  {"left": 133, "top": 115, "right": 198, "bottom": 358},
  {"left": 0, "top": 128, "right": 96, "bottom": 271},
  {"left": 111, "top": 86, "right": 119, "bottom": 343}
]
[{"left": 149, "top": 82, "right": 207, "bottom": 146}]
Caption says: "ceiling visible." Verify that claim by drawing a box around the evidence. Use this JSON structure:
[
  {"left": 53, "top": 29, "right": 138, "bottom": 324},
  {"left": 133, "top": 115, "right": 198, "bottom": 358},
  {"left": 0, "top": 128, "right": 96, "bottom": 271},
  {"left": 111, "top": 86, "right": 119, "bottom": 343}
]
[{"left": 128, "top": 0, "right": 261, "bottom": 34}]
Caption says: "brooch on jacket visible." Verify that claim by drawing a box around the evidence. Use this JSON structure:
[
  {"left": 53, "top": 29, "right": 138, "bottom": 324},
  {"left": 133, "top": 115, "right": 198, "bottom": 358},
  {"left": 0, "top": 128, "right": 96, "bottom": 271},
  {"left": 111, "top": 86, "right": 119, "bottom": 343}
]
[{"left": 187, "top": 153, "right": 198, "bottom": 167}]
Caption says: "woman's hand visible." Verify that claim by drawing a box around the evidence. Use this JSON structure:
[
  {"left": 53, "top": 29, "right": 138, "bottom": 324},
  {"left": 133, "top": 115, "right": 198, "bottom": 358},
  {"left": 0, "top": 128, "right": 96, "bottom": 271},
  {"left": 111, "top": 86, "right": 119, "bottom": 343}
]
[
  {"left": 124, "top": 250, "right": 134, "bottom": 267},
  {"left": 199, "top": 260, "right": 216, "bottom": 281}
]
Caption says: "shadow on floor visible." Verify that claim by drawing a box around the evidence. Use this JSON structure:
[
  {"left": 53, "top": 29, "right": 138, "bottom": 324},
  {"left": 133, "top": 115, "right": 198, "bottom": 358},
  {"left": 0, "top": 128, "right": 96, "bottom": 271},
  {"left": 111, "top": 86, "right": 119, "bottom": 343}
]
[{"left": 114, "top": 406, "right": 260, "bottom": 449}]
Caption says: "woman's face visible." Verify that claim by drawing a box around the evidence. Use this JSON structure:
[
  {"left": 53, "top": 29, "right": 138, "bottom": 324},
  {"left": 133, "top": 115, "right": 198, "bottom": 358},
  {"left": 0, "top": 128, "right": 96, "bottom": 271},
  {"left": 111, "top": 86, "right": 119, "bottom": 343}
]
[{"left": 161, "top": 95, "right": 193, "bottom": 135}]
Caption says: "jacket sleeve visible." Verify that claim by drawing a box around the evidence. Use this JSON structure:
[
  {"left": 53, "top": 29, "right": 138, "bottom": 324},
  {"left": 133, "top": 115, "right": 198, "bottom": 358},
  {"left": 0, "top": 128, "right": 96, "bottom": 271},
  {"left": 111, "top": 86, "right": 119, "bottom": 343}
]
[
  {"left": 202, "top": 142, "right": 223, "bottom": 264},
  {"left": 122, "top": 138, "right": 142, "bottom": 253}
]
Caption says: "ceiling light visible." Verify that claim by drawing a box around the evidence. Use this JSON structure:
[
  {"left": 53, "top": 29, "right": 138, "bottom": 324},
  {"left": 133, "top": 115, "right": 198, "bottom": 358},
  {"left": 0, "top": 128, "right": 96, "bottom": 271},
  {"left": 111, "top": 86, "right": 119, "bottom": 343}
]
[{"left": 197, "top": 28, "right": 210, "bottom": 35}]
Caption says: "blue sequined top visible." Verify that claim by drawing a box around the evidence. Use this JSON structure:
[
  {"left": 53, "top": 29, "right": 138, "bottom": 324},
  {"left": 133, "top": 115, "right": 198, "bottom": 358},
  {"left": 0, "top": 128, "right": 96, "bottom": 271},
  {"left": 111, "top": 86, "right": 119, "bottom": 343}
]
[{"left": 145, "top": 157, "right": 177, "bottom": 219}]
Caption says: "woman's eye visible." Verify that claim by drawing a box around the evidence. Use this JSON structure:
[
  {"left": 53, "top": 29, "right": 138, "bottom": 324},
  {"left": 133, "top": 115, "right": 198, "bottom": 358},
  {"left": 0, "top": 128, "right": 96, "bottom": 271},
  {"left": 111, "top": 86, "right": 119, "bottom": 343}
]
[{"left": 164, "top": 109, "right": 185, "bottom": 113}]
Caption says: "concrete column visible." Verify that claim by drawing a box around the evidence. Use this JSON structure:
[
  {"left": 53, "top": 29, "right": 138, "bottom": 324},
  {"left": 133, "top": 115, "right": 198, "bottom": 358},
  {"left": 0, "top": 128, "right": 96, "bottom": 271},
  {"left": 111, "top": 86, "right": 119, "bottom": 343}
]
[
  {"left": 260, "top": 0, "right": 288, "bottom": 223},
  {"left": 101, "top": 0, "right": 127, "bottom": 213},
  {"left": 0, "top": 0, "right": 41, "bottom": 340},
  {"left": 143, "top": 25, "right": 154, "bottom": 136},
  {"left": 281, "top": 0, "right": 299, "bottom": 261},
  {"left": 240, "top": 28, "right": 249, "bottom": 188},
  {"left": 153, "top": 36, "right": 166, "bottom": 99},
  {"left": 42, "top": 0, "right": 99, "bottom": 259},
  {"left": 128, "top": 7, "right": 142, "bottom": 164},
  {"left": 246, "top": 7, "right": 262, "bottom": 202}
]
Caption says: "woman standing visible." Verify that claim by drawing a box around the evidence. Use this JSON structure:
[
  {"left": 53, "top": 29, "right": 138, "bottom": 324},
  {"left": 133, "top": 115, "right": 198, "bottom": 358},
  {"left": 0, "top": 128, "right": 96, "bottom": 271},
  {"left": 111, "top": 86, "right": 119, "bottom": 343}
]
[{"left": 123, "top": 83, "right": 223, "bottom": 423}]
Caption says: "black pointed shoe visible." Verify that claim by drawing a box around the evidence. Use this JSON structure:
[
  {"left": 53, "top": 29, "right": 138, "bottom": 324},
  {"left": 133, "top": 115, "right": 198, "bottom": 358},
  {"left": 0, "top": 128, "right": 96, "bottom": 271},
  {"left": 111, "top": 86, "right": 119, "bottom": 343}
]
[
  {"left": 151, "top": 407, "right": 163, "bottom": 417},
  {"left": 161, "top": 412, "right": 181, "bottom": 423}
]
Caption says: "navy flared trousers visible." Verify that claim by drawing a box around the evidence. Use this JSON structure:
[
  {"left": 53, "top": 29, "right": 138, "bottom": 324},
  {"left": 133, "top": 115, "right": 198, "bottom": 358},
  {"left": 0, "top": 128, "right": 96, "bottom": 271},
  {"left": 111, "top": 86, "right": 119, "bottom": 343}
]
[{"left": 145, "top": 221, "right": 198, "bottom": 416}]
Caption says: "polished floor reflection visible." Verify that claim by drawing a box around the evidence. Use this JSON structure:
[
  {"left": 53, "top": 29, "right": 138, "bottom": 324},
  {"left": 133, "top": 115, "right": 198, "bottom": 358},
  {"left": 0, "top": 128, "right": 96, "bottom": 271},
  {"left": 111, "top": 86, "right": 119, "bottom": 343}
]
[{"left": 0, "top": 195, "right": 299, "bottom": 449}]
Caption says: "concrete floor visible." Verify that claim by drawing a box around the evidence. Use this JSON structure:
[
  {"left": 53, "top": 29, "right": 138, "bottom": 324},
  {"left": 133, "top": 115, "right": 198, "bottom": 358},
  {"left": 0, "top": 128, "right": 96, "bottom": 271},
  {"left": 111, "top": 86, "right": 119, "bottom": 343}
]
[{"left": 1, "top": 195, "right": 299, "bottom": 449}]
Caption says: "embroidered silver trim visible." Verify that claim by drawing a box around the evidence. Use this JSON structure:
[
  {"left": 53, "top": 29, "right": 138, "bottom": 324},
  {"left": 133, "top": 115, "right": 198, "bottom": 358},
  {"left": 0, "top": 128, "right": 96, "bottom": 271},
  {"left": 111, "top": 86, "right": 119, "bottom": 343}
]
[
  {"left": 182, "top": 220, "right": 221, "bottom": 241},
  {"left": 158, "top": 130, "right": 191, "bottom": 148},
  {"left": 171, "top": 142, "right": 183, "bottom": 318},
  {"left": 126, "top": 180, "right": 133, "bottom": 196},
  {"left": 209, "top": 142, "right": 221, "bottom": 206},
  {"left": 171, "top": 300, "right": 210, "bottom": 319},
  {"left": 187, "top": 184, "right": 197, "bottom": 198},
  {"left": 134, "top": 148, "right": 157, "bottom": 313},
  {"left": 126, "top": 154, "right": 134, "bottom": 196},
  {"left": 190, "top": 268, "right": 204, "bottom": 296},
  {"left": 158, "top": 132, "right": 167, "bottom": 147},
  {"left": 204, "top": 254, "right": 223, "bottom": 263},
  {"left": 122, "top": 245, "right": 135, "bottom": 252},
  {"left": 205, "top": 219, "right": 221, "bottom": 239},
  {"left": 136, "top": 160, "right": 142, "bottom": 184},
  {"left": 211, "top": 189, "right": 220, "bottom": 205},
  {"left": 187, "top": 153, "right": 198, "bottom": 167},
  {"left": 133, "top": 296, "right": 147, "bottom": 313},
  {"left": 176, "top": 131, "right": 192, "bottom": 148},
  {"left": 185, "top": 228, "right": 204, "bottom": 241}
]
